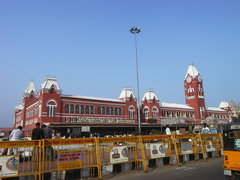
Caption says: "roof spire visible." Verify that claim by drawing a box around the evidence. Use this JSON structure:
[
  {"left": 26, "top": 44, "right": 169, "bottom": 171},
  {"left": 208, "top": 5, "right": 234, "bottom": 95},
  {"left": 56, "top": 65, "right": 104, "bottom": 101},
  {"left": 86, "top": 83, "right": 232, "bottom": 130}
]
[
  {"left": 24, "top": 80, "right": 36, "bottom": 95},
  {"left": 184, "top": 63, "right": 199, "bottom": 79}
]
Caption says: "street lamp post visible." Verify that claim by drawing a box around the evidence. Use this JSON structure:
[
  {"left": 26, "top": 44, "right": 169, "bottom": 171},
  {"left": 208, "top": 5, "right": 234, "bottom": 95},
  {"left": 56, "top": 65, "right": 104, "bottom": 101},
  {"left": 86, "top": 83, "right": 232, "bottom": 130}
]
[{"left": 130, "top": 27, "right": 141, "bottom": 135}]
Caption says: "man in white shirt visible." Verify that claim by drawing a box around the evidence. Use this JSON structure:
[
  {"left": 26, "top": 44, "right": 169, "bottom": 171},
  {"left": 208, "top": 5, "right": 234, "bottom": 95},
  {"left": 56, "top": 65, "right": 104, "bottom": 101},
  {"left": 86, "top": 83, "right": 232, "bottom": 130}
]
[
  {"left": 201, "top": 123, "right": 210, "bottom": 134},
  {"left": 8, "top": 126, "right": 23, "bottom": 154},
  {"left": 165, "top": 125, "right": 171, "bottom": 135}
]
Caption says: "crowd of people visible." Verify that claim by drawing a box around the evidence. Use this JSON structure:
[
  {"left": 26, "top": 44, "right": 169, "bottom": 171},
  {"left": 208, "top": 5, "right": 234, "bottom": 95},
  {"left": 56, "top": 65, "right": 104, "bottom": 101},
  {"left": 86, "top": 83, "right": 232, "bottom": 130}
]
[{"left": 7, "top": 122, "right": 223, "bottom": 145}]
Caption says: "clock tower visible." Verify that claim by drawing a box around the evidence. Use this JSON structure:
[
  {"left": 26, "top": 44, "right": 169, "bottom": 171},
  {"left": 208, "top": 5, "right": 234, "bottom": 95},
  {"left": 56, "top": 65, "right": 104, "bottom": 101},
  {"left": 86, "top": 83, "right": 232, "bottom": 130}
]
[{"left": 184, "top": 64, "right": 207, "bottom": 123}]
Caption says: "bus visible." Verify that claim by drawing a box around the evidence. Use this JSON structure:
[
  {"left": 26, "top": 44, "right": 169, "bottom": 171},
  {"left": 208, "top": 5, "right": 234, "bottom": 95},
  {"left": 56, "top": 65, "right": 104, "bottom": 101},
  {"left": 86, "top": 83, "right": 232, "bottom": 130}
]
[{"left": 223, "top": 123, "right": 240, "bottom": 179}]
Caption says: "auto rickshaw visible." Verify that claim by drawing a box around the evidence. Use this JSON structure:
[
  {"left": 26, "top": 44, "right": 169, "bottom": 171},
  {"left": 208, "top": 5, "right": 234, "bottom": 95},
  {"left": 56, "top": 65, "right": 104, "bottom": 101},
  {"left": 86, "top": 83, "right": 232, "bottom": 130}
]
[{"left": 223, "top": 123, "right": 240, "bottom": 179}]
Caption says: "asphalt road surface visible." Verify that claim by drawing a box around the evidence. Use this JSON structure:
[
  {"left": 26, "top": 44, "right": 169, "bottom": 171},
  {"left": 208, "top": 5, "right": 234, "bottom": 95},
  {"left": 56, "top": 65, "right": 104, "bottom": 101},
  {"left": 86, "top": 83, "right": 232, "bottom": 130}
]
[{"left": 105, "top": 157, "right": 226, "bottom": 180}]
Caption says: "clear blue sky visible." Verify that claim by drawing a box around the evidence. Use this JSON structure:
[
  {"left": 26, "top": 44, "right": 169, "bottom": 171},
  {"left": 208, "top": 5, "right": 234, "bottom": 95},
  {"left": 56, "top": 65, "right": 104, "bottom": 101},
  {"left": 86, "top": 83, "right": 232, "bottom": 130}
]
[{"left": 0, "top": 0, "right": 239, "bottom": 127}]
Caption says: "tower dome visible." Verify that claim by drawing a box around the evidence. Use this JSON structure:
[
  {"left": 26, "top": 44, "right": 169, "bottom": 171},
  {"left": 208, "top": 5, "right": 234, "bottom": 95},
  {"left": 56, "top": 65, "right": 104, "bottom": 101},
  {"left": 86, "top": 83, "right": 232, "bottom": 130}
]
[
  {"left": 142, "top": 89, "right": 158, "bottom": 101},
  {"left": 41, "top": 77, "right": 61, "bottom": 90},
  {"left": 119, "top": 88, "right": 135, "bottom": 99},
  {"left": 219, "top": 101, "right": 230, "bottom": 109}
]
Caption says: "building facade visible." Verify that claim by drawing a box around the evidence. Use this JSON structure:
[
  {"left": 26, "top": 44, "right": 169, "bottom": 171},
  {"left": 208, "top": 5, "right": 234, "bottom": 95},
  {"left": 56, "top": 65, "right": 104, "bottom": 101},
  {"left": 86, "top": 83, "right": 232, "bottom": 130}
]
[{"left": 14, "top": 64, "right": 231, "bottom": 136}]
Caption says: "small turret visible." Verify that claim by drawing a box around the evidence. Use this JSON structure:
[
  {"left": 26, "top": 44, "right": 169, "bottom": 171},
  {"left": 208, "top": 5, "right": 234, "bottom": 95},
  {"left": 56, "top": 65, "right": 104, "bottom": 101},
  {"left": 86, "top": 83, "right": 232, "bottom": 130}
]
[
  {"left": 41, "top": 77, "right": 61, "bottom": 94},
  {"left": 142, "top": 89, "right": 159, "bottom": 101},
  {"left": 219, "top": 101, "right": 230, "bottom": 109},
  {"left": 119, "top": 88, "right": 135, "bottom": 101},
  {"left": 24, "top": 80, "right": 36, "bottom": 97}
]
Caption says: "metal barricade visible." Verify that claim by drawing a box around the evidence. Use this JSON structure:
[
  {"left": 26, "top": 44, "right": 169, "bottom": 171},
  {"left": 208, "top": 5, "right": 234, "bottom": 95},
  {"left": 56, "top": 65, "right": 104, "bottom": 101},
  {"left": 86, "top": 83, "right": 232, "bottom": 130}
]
[
  {"left": 96, "top": 136, "right": 141, "bottom": 179},
  {"left": 42, "top": 138, "right": 97, "bottom": 179},
  {"left": 141, "top": 135, "right": 180, "bottom": 169},
  {"left": 174, "top": 134, "right": 200, "bottom": 162},
  {"left": 0, "top": 140, "right": 41, "bottom": 179},
  {"left": 0, "top": 134, "right": 224, "bottom": 180},
  {"left": 197, "top": 133, "right": 223, "bottom": 161}
]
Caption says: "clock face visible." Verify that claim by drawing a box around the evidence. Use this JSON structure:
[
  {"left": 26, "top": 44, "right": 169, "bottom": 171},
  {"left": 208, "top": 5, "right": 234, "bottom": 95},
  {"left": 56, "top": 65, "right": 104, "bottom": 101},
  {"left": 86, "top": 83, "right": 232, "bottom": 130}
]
[
  {"left": 198, "top": 76, "right": 202, "bottom": 82},
  {"left": 186, "top": 76, "right": 192, "bottom": 83}
]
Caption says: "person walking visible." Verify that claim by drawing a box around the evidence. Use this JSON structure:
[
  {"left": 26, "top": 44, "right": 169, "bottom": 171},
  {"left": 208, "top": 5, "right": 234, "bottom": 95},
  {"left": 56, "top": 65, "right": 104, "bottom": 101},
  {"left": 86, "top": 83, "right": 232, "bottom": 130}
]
[{"left": 8, "top": 126, "right": 23, "bottom": 154}]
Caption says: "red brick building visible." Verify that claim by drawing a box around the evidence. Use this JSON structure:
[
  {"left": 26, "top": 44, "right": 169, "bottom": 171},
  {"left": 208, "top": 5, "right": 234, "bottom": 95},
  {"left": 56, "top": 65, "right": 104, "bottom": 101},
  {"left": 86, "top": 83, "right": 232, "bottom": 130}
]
[{"left": 14, "top": 64, "right": 231, "bottom": 136}]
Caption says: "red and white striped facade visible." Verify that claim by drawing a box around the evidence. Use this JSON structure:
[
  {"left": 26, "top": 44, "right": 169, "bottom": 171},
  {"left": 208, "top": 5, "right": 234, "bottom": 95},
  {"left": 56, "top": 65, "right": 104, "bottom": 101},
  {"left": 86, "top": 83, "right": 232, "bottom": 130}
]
[{"left": 14, "top": 64, "right": 231, "bottom": 130}]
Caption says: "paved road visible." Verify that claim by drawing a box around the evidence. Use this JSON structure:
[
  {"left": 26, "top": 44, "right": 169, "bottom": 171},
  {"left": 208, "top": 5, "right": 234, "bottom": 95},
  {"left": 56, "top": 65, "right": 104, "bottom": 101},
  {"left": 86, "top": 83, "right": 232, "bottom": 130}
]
[{"left": 105, "top": 158, "right": 226, "bottom": 180}]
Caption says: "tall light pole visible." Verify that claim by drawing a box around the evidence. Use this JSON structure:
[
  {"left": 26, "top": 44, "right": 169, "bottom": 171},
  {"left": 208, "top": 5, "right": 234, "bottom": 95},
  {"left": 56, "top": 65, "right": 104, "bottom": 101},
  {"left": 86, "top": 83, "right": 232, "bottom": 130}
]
[{"left": 130, "top": 27, "right": 141, "bottom": 135}]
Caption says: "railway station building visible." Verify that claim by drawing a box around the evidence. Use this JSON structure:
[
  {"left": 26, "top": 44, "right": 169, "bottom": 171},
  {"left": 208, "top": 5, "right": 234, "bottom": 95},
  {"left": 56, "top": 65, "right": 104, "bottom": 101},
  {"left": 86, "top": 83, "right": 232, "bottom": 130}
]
[{"left": 13, "top": 64, "right": 231, "bottom": 136}]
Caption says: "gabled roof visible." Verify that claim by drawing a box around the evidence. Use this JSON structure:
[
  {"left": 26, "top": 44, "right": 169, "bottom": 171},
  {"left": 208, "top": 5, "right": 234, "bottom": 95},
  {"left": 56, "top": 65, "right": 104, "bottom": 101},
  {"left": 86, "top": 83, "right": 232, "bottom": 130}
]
[
  {"left": 119, "top": 88, "right": 135, "bottom": 99},
  {"left": 185, "top": 64, "right": 200, "bottom": 79},
  {"left": 160, "top": 102, "right": 194, "bottom": 110},
  {"left": 24, "top": 81, "right": 36, "bottom": 94},
  {"left": 41, "top": 77, "right": 60, "bottom": 90},
  {"left": 142, "top": 89, "right": 159, "bottom": 101}
]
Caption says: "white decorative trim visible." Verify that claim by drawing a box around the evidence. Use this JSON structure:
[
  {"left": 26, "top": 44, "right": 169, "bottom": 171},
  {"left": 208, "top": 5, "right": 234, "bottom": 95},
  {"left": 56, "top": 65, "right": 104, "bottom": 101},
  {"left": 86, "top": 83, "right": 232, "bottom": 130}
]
[
  {"left": 186, "top": 96, "right": 195, "bottom": 100},
  {"left": 152, "top": 106, "right": 159, "bottom": 112},
  {"left": 46, "top": 99, "right": 57, "bottom": 106}
]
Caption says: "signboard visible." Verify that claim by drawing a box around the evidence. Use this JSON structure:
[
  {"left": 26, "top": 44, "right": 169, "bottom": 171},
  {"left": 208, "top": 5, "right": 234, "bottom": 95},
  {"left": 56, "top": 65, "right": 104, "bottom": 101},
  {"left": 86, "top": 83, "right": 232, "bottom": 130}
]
[
  {"left": 0, "top": 155, "right": 19, "bottom": 177},
  {"left": 81, "top": 126, "right": 90, "bottom": 132},
  {"left": 181, "top": 142, "right": 193, "bottom": 154},
  {"left": 206, "top": 142, "right": 216, "bottom": 152},
  {"left": 161, "top": 119, "right": 178, "bottom": 125},
  {"left": 57, "top": 151, "right": 83, "bottom": 170},
  {"left": 110, "top": 146, "right": 129, "bottom": 164},
  {"left": 150, "top": 143, "right": 166, "bottom": 158}
]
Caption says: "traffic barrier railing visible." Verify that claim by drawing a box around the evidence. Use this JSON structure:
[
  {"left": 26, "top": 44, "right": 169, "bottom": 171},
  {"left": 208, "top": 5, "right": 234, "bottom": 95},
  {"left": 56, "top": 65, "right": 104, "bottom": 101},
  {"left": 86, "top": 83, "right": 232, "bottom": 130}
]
[
  {"left": 174, "top": 134, "right": 200, "bottom": 161},
  {"left": 0, "top": 140, "right": 41, "bottom": 179},
  {"left": 197, "top": 133, "right": 223, "bottom": 161},
  {"left": 95, "top": 136, "right": 141, "bottom": 179},
  {"left": 141, "top": 135, "right": 180, "bottom": 169},
  {"left": 41, "top": 138, "right": 97, "bottom": 179},
  {"left": 0, "top": 133, "right": 223, "bottom": 180}
]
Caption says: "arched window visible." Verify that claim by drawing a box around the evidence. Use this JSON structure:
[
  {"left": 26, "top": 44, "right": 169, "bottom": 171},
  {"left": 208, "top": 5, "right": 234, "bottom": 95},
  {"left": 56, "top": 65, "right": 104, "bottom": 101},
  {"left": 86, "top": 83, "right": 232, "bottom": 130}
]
[
  {"left": 162, "top": 111, "right": 166, "bottom": 117},
  {"left": 98, "top": 106, "right": 101, "bottom": 114},
  {"left": 102, "top": 107, "right": 105, "bottom": 114},
  {"left": 144, "top": 107, "right": 150, "bottom": 119},
  {"left": 90, "top": 106, "right": 94, "bottom": 114},
  {"left": 115, "top": 107, "right": 118, "bottom": 115},
  {"left": 86, "top": 105, "right": 89, "bottom": 114},
  {"left": 128, "top": 106, "right": 135, "bottom": 119},
  {"left": 152, "top": 106, "right": 158, "bottom": 119},
  {"left": 70, "top": 104, "right": 74, "bottom": 113},
  {"left": 65, "top": 104, "right": 69, "bottom": 113},
  {"left": 81, "top": 105, "right": 84, "bottom": 114},
  {"left": 75, "top": 105, "right": 80, "bottom": 113},
  {"left": 106, "top": 107, "right": 110, "bottom": 115},
  {"left": 47, "top": 99, "right": 57, "bottom": 117},
  {"left": 110, "top": 107, "right": 114, "bottom": 115},
  {"left": 118, "top": 108, "right": 122, "bottom": 115}
]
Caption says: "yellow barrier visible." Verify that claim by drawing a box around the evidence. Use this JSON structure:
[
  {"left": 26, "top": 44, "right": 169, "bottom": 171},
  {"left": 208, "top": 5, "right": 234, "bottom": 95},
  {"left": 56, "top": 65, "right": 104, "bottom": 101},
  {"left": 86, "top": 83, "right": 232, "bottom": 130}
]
[
  {"left": 141, "top": 135, "right": 180, "bottom": 168},
  {"left": 197, "top": 133, "right": 223, "bottom": 161},
  {"left": 42, "top": 138, "right": 97, "bottom": 179},
  {"left": 0, "top": 140, "right": 41, "bottom": 179},
  {"left": 0, "top": 134, "right": 223, "bottom": 180},
  {"left": 174, "top": 134, "right": 199, "bottom": 162}
]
